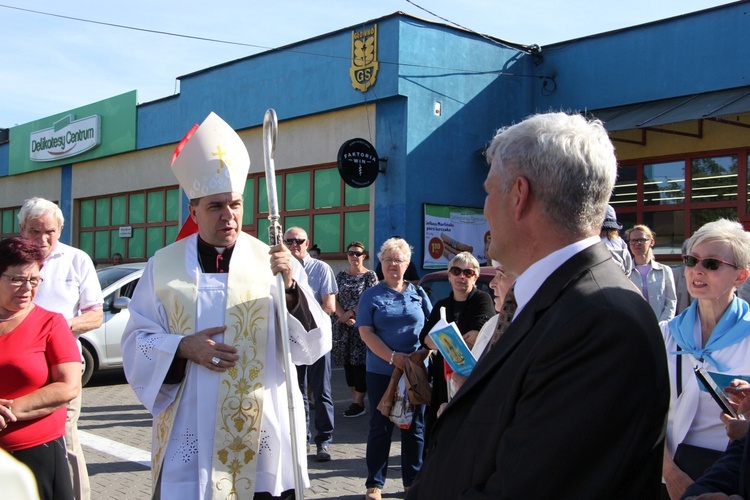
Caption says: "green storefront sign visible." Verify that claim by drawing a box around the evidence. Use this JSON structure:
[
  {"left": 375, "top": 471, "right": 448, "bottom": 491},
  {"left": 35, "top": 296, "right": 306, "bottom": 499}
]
[{"left": 8, "top": 90, "right": 137, "bottom": 175}]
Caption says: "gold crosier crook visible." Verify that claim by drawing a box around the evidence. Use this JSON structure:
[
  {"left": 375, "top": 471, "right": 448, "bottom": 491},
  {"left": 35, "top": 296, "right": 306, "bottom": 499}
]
[{"left": 262, "top": 108, "right": 305, "bottom": 499}]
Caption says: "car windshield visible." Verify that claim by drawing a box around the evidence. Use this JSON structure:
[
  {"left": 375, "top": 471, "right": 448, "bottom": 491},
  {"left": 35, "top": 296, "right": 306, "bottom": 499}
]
[{"left": 97, "top": 266, "right": 141, "bottom": 289}]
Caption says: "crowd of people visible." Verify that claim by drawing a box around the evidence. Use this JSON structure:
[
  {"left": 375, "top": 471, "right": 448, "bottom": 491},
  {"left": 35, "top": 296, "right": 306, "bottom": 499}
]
[{"left": 5, "top": 110, "right": 750, "bottom": 500}]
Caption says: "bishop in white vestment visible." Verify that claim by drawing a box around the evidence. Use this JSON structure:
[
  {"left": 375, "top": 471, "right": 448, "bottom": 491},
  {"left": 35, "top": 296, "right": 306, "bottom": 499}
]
[{"left": 121, "top": 112, "right": 331, "bottom": 500}]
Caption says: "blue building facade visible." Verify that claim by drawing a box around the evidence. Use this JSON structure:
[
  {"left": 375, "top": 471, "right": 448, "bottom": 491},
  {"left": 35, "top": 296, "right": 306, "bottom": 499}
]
[{"left": 1, "top": 2, "right": 748, "bottom": 271}]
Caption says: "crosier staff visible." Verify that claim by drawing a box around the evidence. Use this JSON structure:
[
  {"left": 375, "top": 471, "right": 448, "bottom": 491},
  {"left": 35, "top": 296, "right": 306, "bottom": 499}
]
[{"left": 263, "top": 108, "right": 305, "bottom": 499}]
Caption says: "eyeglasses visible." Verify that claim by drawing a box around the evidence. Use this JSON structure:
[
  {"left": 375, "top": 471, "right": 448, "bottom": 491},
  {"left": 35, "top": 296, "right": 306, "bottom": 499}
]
[
  {"left": 383, "top": 257, "right": 407, "bottom": 265},
  {"left": 284, "top": 238, "right": 306, "bottom": 246},
  {"left": 683, "top": 255, "right": 738, "bottom": 271},
  {"left": 449, "top": 267, "right": 477, "bottom": 278},
  {"left": 347, "top": 251, "right": 364, "bottom": 257},
  {"left": 629, "top": 238, "right": 650, "bottom": 245},
  {"left": 2, "top": 274, "right": 44, "bottom": 288}
]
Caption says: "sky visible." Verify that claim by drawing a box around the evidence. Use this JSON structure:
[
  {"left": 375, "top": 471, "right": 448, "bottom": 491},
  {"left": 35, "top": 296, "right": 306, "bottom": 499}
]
[{"left": 0, "top": 0, "right": 737, "bottom": 128}]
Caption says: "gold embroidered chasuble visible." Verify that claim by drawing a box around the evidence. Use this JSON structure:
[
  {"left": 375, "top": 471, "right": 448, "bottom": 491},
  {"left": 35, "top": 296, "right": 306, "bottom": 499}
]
[{"left": 152, "top": 233, "right": 273, "bottom": 499}]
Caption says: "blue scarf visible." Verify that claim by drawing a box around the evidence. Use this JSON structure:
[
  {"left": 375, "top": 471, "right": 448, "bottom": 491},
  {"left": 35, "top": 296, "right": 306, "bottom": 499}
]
[{"left": 669, "top": 296, "right": 750, "bottom": 372}]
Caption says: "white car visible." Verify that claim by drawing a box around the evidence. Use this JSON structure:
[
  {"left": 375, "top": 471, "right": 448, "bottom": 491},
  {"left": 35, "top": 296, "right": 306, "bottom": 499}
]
[{"left": 79, "top": 263, "right": 145, "bottom": 385}]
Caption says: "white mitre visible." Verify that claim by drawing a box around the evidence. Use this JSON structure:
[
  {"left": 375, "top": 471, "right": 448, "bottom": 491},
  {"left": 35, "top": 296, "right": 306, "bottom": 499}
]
[{"left": 170, "top": 112, "right": 250, "bottom": 199}]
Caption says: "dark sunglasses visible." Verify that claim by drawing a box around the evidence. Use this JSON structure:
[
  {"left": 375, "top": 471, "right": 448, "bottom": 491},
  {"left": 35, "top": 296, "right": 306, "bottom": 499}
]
[
  {"left": 448, "top": 267, "right": 476, "bottom": 278},
  {"left": 683, "top": 255, "right": 738, "bottom": 271},
  {"left": 284, "top": 238, "right": 306, "bottom": 246},
  {"left": 347, "top": 251, "right": 364, "bottom": 257}
]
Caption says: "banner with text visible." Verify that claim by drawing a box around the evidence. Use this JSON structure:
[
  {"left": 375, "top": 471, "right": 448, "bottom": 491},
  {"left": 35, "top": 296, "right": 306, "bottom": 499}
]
[{"left": 423, "top": 203, "right": 490, "bottom": 269}]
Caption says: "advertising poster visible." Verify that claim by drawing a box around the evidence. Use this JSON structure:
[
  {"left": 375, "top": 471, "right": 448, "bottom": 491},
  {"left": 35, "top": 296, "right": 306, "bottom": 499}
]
[{"left": 423, "top": 203, "right": 490, "bottom": 269}]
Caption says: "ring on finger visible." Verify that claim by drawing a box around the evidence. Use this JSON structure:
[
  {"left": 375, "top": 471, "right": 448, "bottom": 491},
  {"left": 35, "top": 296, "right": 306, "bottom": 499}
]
[{"left": 211, "top": 356, "right": 221, "bottom": 366}]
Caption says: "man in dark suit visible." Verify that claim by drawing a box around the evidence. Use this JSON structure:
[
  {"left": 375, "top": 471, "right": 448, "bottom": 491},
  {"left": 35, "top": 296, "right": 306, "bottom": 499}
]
[
  {"left": 406, "top": 112, "right": 670, "bottom": 499},
  {"left": 682, "top": 433, "right": 749, "bottom": 499}
]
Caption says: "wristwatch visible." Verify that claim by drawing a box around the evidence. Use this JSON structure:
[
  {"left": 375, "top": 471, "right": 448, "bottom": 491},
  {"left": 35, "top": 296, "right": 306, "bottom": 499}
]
[{"left": 284, "top": 280, "right": 297, "bottom": 294}]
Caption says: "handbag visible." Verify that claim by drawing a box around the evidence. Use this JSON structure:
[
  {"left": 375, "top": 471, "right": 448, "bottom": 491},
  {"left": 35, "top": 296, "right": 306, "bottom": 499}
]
[
  {"left": 673, "top": 443, "right": 724, "bottom": 480},
  {"left": 403, "top": 349, "right": 432, "bottom": 405}
]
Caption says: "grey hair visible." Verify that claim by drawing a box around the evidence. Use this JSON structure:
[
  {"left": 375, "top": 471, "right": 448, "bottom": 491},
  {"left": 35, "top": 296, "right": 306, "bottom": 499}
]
[
  {"left": 687, "top": 219, "right": 750, "bottom": 270},
  {"left": 449, "top": 251, "right": 480, "bottom": 272},
  {"left": 378, "top": 237, "right": 412, "bottom": 262},
  {"left": 485, "top": 112, "right": 617, "bottom": 236},
  {"left": 18, "top": 197, "right": 64, "bottom": 227}
]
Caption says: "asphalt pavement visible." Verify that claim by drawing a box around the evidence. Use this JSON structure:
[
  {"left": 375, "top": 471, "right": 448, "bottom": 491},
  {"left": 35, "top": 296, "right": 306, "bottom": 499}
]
[{"left": 81, "top": 367, "right": 408, "bottom": 499}]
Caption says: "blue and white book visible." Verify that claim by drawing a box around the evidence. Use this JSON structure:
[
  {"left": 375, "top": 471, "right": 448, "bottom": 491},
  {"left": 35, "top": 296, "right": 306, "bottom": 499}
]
[{"left": 428, "top": 321, "right": 476, "bottom": 377}]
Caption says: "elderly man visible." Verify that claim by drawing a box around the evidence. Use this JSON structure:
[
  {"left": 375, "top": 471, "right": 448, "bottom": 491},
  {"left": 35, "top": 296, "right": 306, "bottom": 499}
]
[
  {"left": 121, "top": 112, "right": 331, "bottom": 499},
  {"left": 284, "top": 227, "right": 337, "bottom": 462},
  {"left": 19, "top": 197, "right": 104, "bottom": 500},
  {"left": 407, "top": 113, "right": 670, "bottom": 499}
]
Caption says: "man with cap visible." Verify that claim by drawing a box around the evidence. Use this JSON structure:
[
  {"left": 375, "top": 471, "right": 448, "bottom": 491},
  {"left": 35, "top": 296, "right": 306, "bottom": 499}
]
[
  {"left": 600, "top": 204, "right": 633, "bottom": 277},
  {"left": 121, "top": 112, "right": 331, "bottom": 499}
]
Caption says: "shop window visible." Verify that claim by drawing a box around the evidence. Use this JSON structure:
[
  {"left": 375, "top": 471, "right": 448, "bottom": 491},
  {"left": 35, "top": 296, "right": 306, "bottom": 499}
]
[
  {"left": 313, "top": 213, "right": 340, "bottom": 251},
  {"left": 0, "top": 208, "right": 19, "bottom": 237},
  {"left": 112, "top": 196, "right": 127, "bottom": 225},
  {"left": 249, "top": 165, "right": 369, "bottom": 255},
  {"left": 79, "top": 188, "right": 179, "bottom": 262},
  {"left": 643, "top": 211, "right": 686, "bottom": 256},
  {"left": 95, "top": 199, "right": 110, "bottom": 226},
  {"left": 616, "top": 147, "right": 750, "bottom": 262},
  {"left": 286, "top": 172, "right": 310, "bottom": 211},
  {"left": 241, "top": 178, "right": 255, "bottom": 226},
  {"left": 643, "top": 161, "right": 685, "bottom": 206},
  {"left": 344, "top": 211, "right": 370, "bottom": 250},
  {"left": 611, "top": 164, "right": 638, "bottom": 207},
  {"left": 690, "top": 208, "right": 738, "bottom": 234},
  {"left": 129, "top": 194, "right": 145, "bottom": 224},
  {"left": 691, "top": 155, "right": 738, "bottom": 203},
  {"left": 314, "top": 169, "right": 341, "bottom": 208}
]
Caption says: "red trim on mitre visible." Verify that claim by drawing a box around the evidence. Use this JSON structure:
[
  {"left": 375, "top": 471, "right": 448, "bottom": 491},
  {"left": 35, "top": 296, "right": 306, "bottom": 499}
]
[
  {"left": 172, "top": 123, "right": 201, "bottom": 241},
  {"left": 175, "top": 215, "right": 199, "bottom": 241},
  {"left": 171, "top": 123, "right": 200, "bottom": 166}
]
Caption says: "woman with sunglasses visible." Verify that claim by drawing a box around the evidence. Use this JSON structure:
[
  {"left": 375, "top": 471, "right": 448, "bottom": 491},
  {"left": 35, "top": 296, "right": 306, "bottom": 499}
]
[
  {"left": 660, "top": 219, "right": 750, "bottom": 499},
  {"left": 419, "top": 252, "right": 494, "bottom": 444},
  {"left": 440, "top": 259, "right": 519, "bottom": 417},
  {"left": 628, "top": 224, "right": 677, "bottom": 321},
  {"left": 333, "top": 241, "right": 377, "bottom": 418},
  {"left": 0, "top": 238, "right": 81, "bottom": 500}
]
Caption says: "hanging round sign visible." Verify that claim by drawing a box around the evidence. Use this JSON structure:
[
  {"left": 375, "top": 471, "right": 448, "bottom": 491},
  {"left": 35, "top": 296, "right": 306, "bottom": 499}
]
[{"left": 337, "top": 138, "right": 379, "bottom": 188}]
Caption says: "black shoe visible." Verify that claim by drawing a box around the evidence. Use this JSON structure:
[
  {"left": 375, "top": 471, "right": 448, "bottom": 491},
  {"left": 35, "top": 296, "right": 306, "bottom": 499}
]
[
  {"left": 316, "top": 444, "right": 331, "bottom": 462},
  {"left": 343, "top": 403, "right": 366, "bottom": 418}
]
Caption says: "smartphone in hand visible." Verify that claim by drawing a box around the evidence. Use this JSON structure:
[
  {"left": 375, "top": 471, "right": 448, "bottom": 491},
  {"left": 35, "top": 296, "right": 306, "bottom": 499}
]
[{"left": 694, "top": 366, "right": 745, "bottom": 420}]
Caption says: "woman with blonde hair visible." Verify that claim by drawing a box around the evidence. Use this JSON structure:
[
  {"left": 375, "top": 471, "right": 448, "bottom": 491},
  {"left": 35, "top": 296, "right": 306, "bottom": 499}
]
[
  {"left": 419, "top": 251, "right": 494, "bottom": 442},
  {"left": 357, "top": 237, "right": 432, "bottom": 500},
  {"left": 628, "top": 224, "right": 677, "bottom": 321},
  {"left": 660, "top": 219, "right": 750, "bottom": 498}
]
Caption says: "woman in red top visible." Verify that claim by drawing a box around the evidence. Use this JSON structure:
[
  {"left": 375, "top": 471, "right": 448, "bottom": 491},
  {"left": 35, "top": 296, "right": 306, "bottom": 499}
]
[{"left": 0, "top": 237, "right": 81, "bottom": 500}]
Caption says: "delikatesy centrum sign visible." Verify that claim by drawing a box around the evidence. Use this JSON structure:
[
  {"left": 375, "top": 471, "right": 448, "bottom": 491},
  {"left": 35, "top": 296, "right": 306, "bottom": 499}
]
[{"left": 29, "top": 114, "right": 101, "bottom": 162}]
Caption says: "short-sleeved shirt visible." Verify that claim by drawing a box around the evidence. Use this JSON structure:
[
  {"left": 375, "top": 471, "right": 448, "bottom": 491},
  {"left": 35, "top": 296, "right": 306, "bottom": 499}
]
[
  {"left": 34, "top": 241, "right": 103, "bottom": 320},
  {"left": 0, "top": 306, "right": 81, "bottom": 451},
  {"left": 356, "top": 282, "right": 432, "bottom": 375},
  {"left": 301, "top": 254, "right": 338, "bottom": 304}
]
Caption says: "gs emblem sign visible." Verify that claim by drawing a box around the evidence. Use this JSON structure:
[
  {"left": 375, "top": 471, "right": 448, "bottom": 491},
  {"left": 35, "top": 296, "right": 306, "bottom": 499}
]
[{"left": 350, "top": 24, "right": 379, "bottom": 92}]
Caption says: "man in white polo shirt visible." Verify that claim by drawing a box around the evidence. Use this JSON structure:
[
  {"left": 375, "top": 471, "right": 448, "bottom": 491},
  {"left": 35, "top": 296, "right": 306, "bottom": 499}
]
[{"left": 19, "top": 197, "right": 104, "bottom": 500}]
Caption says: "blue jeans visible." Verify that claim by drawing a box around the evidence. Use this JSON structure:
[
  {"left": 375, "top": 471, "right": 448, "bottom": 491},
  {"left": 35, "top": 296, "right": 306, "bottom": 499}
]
[
  {"left": 297, "top": 351, "right": 334, "bottom": 447},
  {"left": 365, "top": 371, "right": 425, "bottom": 489}
]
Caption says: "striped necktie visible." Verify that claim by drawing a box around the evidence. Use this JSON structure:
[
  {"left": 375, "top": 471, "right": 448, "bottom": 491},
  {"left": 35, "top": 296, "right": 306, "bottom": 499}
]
[{"left": 487, "top": 284, "right": 517, "bottom": 351}]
